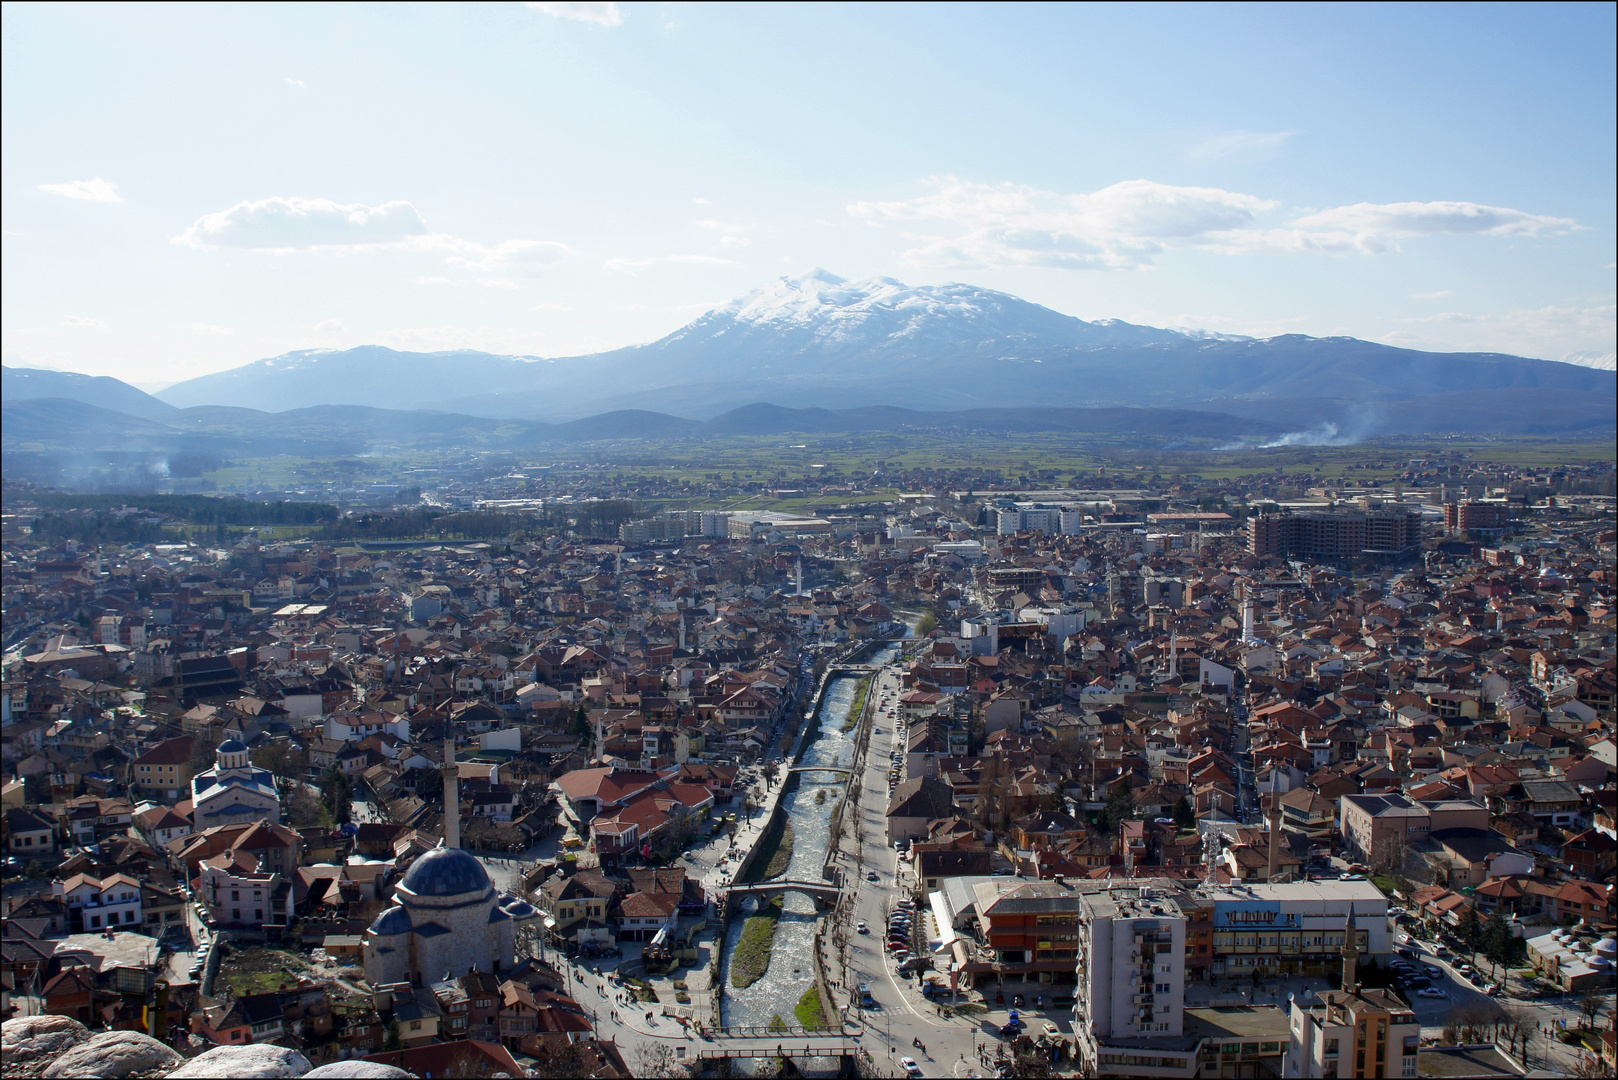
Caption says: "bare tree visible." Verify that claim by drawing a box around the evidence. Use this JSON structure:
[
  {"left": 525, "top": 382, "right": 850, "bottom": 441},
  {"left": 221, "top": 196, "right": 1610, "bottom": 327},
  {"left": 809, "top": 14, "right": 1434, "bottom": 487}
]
[{"left": 1575, "top": 988, "right": 1605, "bottom": 1031}]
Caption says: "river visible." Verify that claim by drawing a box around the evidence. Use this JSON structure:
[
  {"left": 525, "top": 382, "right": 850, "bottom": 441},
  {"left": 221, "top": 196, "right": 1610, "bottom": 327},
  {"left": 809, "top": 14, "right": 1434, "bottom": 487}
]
[{"left": 718, "top": 640, "right": 904, "bottom": 1034}]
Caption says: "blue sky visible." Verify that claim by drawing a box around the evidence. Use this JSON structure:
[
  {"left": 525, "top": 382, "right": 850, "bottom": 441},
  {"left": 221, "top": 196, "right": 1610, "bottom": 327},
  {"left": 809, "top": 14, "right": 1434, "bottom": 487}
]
[{"left": 3, "top": 1, "right": 1614, "bottom": 387}]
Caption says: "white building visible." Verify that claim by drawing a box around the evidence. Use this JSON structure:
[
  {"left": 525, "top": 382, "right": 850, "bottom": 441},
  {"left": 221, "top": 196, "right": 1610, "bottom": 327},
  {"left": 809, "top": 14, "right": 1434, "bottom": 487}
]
[
  {"left": 55, "top": 871, "right": 144, "bottom": 933},
  {"left": 191, "top": 739, "right": 281, "bottom": 830},
  {"left": 995, "top": 504, "right": 1085, "bottom": 535},
  {"left": 1075, "top": 886, "right": 1194, "bottom": 1077}
]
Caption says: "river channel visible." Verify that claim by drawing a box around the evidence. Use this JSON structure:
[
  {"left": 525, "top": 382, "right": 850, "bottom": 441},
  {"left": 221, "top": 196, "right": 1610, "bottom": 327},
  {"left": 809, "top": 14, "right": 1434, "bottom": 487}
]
[{"left": 718, "top": 641, "right": 904, "bottom": 1033}]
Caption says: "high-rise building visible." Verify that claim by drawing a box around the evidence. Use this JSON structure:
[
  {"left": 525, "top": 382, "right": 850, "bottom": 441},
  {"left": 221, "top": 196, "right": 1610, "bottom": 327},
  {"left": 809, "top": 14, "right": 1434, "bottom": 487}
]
[
  {"left": 1442, "top": 501, "right": 1509, "bottom": 535},
  {"left": 1075, "top": 886, "right": 1190, "bottom": 1073},
  {"left": 1248, "top": 510, "right": 1422, "bottom": 559}
]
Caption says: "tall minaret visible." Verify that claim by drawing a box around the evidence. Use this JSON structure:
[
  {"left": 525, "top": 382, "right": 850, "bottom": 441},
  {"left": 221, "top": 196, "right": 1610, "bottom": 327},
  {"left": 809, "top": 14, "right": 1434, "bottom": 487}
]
[
  {"left": 794, "top": 556, "right": 803, "bottom": 596},
  {"left": 1266, "top": 772, "right": 1283, "bottom": 883},
  {"left": 441, "top": 734, "right": 460, "bottom": 850},
  {"left": 1167, "top": 622, "right": 1178, "bottom": 681},
  {"left": 1339, "top": 904, "right": 1361, "bottom": 993}
]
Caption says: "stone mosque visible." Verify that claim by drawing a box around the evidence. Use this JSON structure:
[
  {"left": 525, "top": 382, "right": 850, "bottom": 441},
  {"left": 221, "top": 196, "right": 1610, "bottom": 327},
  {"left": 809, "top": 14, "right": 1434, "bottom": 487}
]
[{"left": 363, "top": 738, "right": 538, "bottom": 986}]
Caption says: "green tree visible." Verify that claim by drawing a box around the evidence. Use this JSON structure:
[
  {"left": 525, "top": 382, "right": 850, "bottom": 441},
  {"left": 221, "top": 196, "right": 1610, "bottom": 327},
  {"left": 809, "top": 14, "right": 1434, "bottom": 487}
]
[
  {"left": 1455, "top": 905, "right": 1481, "bottom": 951},
  {"left": 1173, "top": 796, "right": 1195, "bottom": 829}
]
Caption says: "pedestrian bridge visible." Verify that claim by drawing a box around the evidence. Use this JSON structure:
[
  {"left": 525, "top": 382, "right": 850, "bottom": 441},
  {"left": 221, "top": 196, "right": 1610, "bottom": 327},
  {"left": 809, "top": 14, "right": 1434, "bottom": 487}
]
[
  {"left": 788, "top": 764, "right": 853, "bottom": 776},
  {"left": 688, "top": 1034, "right": 863, "bottom": 1061}
]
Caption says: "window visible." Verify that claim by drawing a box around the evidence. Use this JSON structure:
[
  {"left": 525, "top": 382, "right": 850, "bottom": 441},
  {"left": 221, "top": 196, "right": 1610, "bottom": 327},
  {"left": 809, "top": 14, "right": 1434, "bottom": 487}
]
[
  {"left": 124, "top": 911, "right": 136, "bottom": 923},
  {"left": 1325, "top": 1039, "right": 1339, "bottom": 1056},
  {"left": 232, "top": 890, "right": 240, "bottom": 901},
  {"left": 90, "top": 915, "right": 101, "bottom": 928},
  {"left": 409, "top": 1020, "right": 421, "bottom": 1031}
]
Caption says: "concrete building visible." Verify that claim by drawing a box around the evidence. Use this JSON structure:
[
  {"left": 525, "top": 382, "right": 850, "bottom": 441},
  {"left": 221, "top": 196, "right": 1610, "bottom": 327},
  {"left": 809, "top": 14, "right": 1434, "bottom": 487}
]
[
  {"left": 1075, "top": 886, "right": 1189, "bottom": 1062},
  {"left": 1249, "top": 510, "right": 1422, "bottom": 559},
  {"left": 1207, "top": 881, "right": 1391, "bottom": 980},
  {"left": 1443, "top": 501, "right": 1510, "bottom": 535}
]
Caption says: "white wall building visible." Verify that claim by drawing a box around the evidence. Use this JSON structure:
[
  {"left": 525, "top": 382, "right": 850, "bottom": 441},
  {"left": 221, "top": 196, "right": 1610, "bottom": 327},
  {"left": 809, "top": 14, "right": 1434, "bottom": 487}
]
[
  {"left": 191, "top": 739, "right": 281, "bottom": 830},
  {"left": 1075, "top": 887, "right": 1192, "bottom": 1077}
]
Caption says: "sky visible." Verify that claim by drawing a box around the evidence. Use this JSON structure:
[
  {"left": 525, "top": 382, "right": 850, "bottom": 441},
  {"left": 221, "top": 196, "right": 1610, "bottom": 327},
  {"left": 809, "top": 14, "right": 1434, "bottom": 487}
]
[{"left": 3, "top": 1, "right": 1615, "bottom": 389}]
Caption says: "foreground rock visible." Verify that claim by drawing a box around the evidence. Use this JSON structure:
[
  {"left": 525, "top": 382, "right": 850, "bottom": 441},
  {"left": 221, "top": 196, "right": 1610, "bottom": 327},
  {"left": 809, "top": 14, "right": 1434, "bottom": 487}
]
[
  {"left": 40, "top": 1030, "right": 181, "bottom": 1079},
  {"left": 1, "top": 1015, "right": 90, "bottom": 1062},
  {"left": 301, "top": 1063, "right": 417, "bottom": 1078},
  {"left": 167, "top": 1044, "right": 313, "bottom": 1079}
]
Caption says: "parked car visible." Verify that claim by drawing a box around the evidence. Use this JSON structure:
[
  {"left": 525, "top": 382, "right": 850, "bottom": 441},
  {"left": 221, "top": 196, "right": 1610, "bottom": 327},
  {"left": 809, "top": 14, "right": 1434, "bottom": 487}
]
[
  {"left": 1417, "top": 987, "right": 1447, "bottom": 998},
  {"left": 857, "top": 921, "right": 869, "bottom": 934},
  {"left": 1043, "top": 1023, "right": 1061, "bottom": 1039},
  {"left": 1423, "top": 965, "right": 1442, "bottom": 978}
]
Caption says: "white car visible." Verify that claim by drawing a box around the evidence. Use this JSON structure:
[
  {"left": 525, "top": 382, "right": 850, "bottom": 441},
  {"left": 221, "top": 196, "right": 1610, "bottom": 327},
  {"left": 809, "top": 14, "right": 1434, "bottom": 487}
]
[
  {"left": 900, "top": 1057, "right": 923, "bottom": 1077},
  {"left": 1416, "top": 987, "right": 1447, "bottom": 998}
]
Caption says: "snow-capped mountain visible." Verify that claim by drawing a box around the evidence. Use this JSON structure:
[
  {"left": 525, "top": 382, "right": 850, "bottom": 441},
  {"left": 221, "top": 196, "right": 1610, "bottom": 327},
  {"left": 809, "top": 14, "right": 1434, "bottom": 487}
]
[{"left": 156, "top": 271, "right": 1614, "bottom": 427}]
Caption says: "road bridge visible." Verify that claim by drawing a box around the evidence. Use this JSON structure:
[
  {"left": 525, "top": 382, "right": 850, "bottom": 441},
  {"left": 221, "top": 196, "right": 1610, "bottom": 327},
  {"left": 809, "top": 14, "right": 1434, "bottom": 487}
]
[
  {"left": 788, "top": 765, "right": 853, "bottom": 776},
  {"left": 721, "top": 879, "right": 842, "bottom": 904}
]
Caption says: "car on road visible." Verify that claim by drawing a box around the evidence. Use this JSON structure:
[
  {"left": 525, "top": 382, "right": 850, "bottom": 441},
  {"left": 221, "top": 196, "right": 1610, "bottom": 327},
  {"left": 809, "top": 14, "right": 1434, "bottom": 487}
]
[
  {"left": 1457, "top": 963, "right": 1475, "bottom": 975},
  {"left": 859, "top": 983, "right": 875, "bottom": 1006},
  {"left": 857, "top": 921, "right": 868, "bottom": 934},
  {"left": 900, "top": 1056, "right": 923, "bottom": 1077},
  {"left": 867, "top": 870, "right": 880, "bottom": 882},
  {"left": 1423, "top": 965, "right": 1442, "bottom": 978},
  {"left": 1417, "top": 987, "right": 1447, "bottom": 998},
  {"left": 1043, "top": 1023, "right": 1061, "bottom": 1039},
  {"left": 1485, "top": 984, "right": 1503, "bottom": 996},
  {"left": 1397, "top": 947, "right": 1419, "bottom": 960}
]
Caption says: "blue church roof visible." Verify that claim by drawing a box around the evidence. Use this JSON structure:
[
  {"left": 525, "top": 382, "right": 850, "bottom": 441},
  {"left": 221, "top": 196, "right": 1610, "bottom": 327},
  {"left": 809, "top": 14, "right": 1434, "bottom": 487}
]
[{"left": 399, "top": 846, "right": 490, "bottom": 898}]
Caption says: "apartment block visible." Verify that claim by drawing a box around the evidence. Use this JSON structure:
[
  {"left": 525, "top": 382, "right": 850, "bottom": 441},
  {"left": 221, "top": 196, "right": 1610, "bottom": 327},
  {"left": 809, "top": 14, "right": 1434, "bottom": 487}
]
[{"left": 1248, "top": 510, "right": 1422, "bottom": 559}]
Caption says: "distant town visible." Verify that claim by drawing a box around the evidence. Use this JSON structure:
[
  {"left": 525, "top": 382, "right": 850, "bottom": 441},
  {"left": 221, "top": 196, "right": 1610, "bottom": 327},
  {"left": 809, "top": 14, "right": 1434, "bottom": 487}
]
[{"left": 1, "top": 447, "right": 1614, "bottom": 1080}]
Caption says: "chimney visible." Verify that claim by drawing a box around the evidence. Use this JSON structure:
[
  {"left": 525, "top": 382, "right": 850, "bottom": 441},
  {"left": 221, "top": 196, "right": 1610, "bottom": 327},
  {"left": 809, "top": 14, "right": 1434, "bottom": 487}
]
[{"left": 1053, "top": 874, "right": 1065, "bottom": 886}]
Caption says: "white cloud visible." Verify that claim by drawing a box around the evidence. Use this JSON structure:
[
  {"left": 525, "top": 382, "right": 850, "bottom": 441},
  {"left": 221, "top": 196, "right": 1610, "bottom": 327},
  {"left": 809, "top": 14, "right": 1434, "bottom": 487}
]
[
  {"left": 1188, "top": 130, "right": 1294, "bottom": 160},
  {"left": 698, "top": 218, "right": 752, "bottom": 249},
  {"left": 286, "top": 77, "right": 306, "bottom": 89},
  {"left": 1412, "top": 289, "right": 1454, "bottom": 299},
  {"left": 531, "top": 302, "right": 570, "bottom": 312},
  {"left": 191, "top": 323, "right": 233, "bottom": 335},
  {"left": 39, "top": 177, "right": 122, "bottom": 203},
  {"left": 176, "top": 196, "right": 430, "bottom": 251},
  {"left": 62, "top": 315, "right": 104, "bottom": 328},
  {"left": 1291, "top": 200, "right": 1578, "bottom": 253},
  {"left": 526, "top": 2, "right": 622, "bottom": 26},
  {"left": 850, "top": 176, "right": 1276, "bottom": 269},
  {"left": 1385, "top": 301, "right": 1615, "bottom": 362},
  {"left": 853, "top": 176, "right": 1582, "bottom": 270},
  {"left": 313, "top": 318, "right": 344, "bottom": 332},
  {"left": 175, "top": 195, "right": 568, "bottom": 285},
  {"left": 604, "top": 254, "right": 742, "bottom": 273}
]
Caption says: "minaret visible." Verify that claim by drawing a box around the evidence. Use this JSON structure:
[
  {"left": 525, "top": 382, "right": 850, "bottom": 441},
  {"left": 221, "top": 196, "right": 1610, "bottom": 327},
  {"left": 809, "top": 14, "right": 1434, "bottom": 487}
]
[
  {"left": 794, "top": 556, "right": 803, "bottom": 596},
  {"left": 1339, "top": 904, "right": 1361, "bottom": 994},
  {"left": 1241, "top": 599, "right": 1257, "bottom": 644},
  {"left": 677, "top": 614, "right": 686, "bottom": 653},
  {"left": 441, "top": 734, "right": 460, "bottom": 850},
  {"left": 1266, "top": 773, "right": 1283, "bottom": 882},
  {"left": 1167, "top": 622, "right": 1178, "bottom": 681}
]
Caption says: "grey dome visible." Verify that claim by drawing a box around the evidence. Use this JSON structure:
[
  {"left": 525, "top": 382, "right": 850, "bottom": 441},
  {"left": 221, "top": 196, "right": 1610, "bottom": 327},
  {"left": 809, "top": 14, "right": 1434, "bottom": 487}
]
[
  {"left": 218, "top": 739, "right": 247, "bottom": 754},
  {"left": 399, "top": 846, "right": 490, "bottom": 898},
  {"left": 368, "top": 905, "right": 412, "bottom": 936}
]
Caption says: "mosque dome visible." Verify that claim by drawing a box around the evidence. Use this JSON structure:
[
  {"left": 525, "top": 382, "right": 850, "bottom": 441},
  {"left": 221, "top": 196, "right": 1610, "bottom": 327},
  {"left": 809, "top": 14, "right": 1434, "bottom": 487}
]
[
  {"left": 368, "top": 905, "right": 413, "bottom": 936},
  {"left": 399, "top": 846, "right": 491, "bottom": 898}
]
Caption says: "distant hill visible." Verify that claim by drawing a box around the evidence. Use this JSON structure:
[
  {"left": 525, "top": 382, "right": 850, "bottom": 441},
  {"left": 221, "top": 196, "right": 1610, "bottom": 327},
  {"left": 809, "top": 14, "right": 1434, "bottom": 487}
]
[
  {"left": 150, "top": 271, "right": 1616, "bottom": 436},
  {"left": 3, "top": 366, "right": 178, "bottom": 419},
  {"left": 2, "top": 397, "right": 1284, "bottom": 461}
]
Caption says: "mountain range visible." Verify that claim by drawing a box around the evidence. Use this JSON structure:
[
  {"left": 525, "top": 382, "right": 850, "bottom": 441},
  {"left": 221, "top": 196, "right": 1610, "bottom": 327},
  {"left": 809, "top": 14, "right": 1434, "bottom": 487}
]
[
  {"left": 140, "top": 271, "right": 1615, "bottom": 432},
  {"left": 7, "top": 272, "right": 1614, "bottom": 456}
]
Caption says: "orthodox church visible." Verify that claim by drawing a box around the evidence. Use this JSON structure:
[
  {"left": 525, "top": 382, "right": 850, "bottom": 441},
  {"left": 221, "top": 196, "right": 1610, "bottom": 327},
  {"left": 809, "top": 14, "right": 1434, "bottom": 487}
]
[
  {"left": 363, "top": 739, "right": 538, "bottom": 986},
  {"left": 191, "top": 739, "right": 281, "bottom": 830}
]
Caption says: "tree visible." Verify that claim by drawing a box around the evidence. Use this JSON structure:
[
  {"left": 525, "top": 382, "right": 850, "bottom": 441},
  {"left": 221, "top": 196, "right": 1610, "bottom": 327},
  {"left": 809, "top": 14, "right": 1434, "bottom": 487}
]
[
  {"left": 1173, "top": 796, "right": 1195, "bottom": 829},
  {"left": 1575, "top": 988, "right": 1605, "bottom": 1031},
  {"left": 1454, "top": 905, "right": 1482, "bottom": 952}
]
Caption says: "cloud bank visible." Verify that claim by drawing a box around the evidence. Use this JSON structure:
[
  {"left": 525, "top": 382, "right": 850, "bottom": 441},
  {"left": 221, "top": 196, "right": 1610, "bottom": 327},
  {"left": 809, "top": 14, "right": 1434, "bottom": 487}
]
[{"left": 851, "top": 176, "right": 1579, "bottom": 270}]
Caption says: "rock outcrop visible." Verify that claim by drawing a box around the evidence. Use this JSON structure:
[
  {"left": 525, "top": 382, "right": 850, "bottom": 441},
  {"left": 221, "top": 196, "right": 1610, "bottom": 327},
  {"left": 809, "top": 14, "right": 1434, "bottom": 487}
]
[
  {"left": 40, "top": 1030, "right": 181, "bottom": 1079},
  {"left": 167, "top": 1044, "right": 313, "bottom": 1079},
  {"left": 1, "top": 1015, "right": 90, "bottom": 1062}
]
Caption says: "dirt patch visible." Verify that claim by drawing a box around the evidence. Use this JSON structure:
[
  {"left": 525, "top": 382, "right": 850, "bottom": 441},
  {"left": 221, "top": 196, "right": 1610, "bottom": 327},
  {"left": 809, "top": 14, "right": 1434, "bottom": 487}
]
[{"left": 216, "top": 945, "right": 315, "bottom": 997}]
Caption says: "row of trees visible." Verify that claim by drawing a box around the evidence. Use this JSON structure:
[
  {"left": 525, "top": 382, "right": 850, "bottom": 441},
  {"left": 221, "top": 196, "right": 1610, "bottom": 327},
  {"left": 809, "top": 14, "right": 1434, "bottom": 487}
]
[{"left": 1453, "top": 905, "right": 1528, "bottom": 980}]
